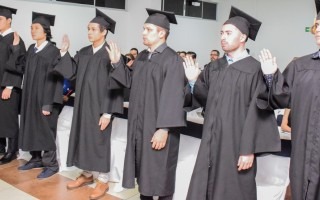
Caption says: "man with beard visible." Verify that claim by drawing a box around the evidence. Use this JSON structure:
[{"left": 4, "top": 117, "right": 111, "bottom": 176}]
[
  {"left": 107, "top": 8, "right": 186, "bottom": 200},
  {"left": 257, "top": 5, "right": 320, "bottom": 200},
  {"left": 184, "top": 6, "right": 280, "bottom": 200}
]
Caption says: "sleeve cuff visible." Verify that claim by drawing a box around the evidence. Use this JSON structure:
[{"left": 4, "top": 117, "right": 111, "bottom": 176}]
[
  {"left": 42, "top": 105, "right": 53, "bottom": 112},
  {"left": 102, "top": 113, "right": 112, "bottom": 118},
  {"left": 6, "top": 86, "right": 13, "bottom": 89},
  {"left": 111, "top": 61, "right": 122, "bottom": 69},
  {"left": 188, "top": 80, "right": 196, "bottom": 93}
]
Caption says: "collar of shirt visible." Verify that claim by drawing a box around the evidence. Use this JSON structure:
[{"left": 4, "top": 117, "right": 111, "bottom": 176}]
[
  {"left": 312, "top": 50, "right": 320, "bottom": 59},
  {"left": 225, "top": 50, "right": 250, "bottom": 64},
  {"left": 0, "top": 28, "right": 13, "bottom": 37},
  {"left": 35, "top": 40, "right": 49, "bottom": 53},
  {"left": 92, "top": 42, "right": 105, "bottom": 54},
  {"left": 147, "top": 42, "right": 168, "bottom": 54}
]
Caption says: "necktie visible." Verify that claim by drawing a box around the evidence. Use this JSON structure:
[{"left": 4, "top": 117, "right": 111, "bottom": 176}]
[
  {"left": 34, "top": 47, "right": 38, "bottom": 53},
  {"left": 0, "top": 35, "right": 3, "bottom": 40}
]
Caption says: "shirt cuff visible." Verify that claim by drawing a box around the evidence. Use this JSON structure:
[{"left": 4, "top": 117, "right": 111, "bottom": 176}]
[
  {"left": 188, "top": 80, "right": 196, "bottom": 94},
  {"left": 263, "top": 74, "right": 273, "bottom": 88},
  {"left": 6, "top": 86, "right": 13, "bottom": 89},
  {"left": 111, "top": 60, "right": 122, "bottom": 69},
  {"left": 103, "top": 113, "right": 112, "bottom": 118}
]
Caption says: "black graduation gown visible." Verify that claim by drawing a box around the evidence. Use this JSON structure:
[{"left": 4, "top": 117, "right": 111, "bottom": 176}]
[
  {"left": 111, "top": 46, "right": 187, "bottom": 196},
  {"left": 19, "top": 42, "right": 63, "bottom": 151},
  {"left": 0, "top": 33, "right": 26, "bottom": 138},
  {"left": 186, "top": 56, "right": 281, "bottom": 200},
  {"left": 53, "top": 43, "right": 123, "bottom": 173},
  {"left": 257, "top": 54, "right": 320, "bottom": 200}
]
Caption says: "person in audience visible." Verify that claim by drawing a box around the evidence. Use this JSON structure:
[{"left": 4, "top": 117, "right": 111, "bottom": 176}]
[
  {"left": 184, "top": 6, "right": 280, "bottom": 200},
  {"left": 179, "top": 51, "right": 186, "bottom": 59},
  {"left": 107, "top": 8, "right": 186, "bottom": 200},
  {"left": 125, "top": 53, "right": 134, "bottom": 68},
  {"left": 130, "top": 47, "right": 138, "bottom": 59},
  {"left": 17, "top": 12, "right": 63, "bottom": 179},
  {"left": 280, "top": 108, "right": 291, "bottom": 133},
  {"left": 210, "top": 49, "right": 220, "bottom": 61},
  {"left": 186, "top": 51, "right": 197, "bottom": 62},
  {"left": 257, "top": 8, "right": 320, "bottom": 200},
  {"left": 55, "top": 9, "right": 124, "bottom": 200},
  {"left": 0, "top": 5, "right": 26, "bottom": 165}
]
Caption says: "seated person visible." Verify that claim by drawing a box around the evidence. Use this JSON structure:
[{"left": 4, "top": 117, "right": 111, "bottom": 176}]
[{"left": 281, "top": 108, "right": 291, "bottom": 133}]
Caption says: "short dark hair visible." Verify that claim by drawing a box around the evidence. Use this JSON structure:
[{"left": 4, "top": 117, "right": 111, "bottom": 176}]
[
  {"left": 99, "top": 24, "right": 108, "bottom": 39},
  {"left": 211, "top": 50, "right": 220, "bottom": 56},
  {"left": 180, "top": 51, "right": 186, "bottom": 55},
  {"left": 130, "top": 48, "right": 139, "bottom": 54},
  {"left": 40, "top": 23, "right": 52, "bottom": 41},
  {"left": 187, "top": 51, "right": 197, "bottom": 59}
]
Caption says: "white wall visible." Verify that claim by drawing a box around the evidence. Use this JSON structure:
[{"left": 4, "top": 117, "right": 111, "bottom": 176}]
[{"left": 0, "top": 0, "right": 317, "bottom": 70}]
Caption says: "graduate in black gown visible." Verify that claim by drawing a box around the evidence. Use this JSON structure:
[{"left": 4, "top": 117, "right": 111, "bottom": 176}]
[
  {"left": 0, "top": 5, "right": 26, "bottom": 165},
  {"left": 54, "top": 9, "right": 123, "bottom": 200},
  {"left": 257, "top": 8, "right": 320, "bottom": 200},
  {"left": 18, "top": 12, "right": 63, "bottom": 179},
  {"left": 184, "top": 7, "right": 281, "bottom": 200},
  {"left": 107, "top": 8, "right": 186, "bottom": 200}
]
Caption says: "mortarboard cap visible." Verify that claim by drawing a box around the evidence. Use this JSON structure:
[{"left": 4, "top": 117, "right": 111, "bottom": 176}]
[
  {"left": 315, "top": 0, "right": 320, "bottom": 20},
  {"left": 32, "top": 12, "right": 55, "bottom": 27},
  {"left": 224, "top": 6, "right": 262, "bottom": 41},
  {"left": 0, "top": 5, "right": 17, "bottom": 19},
  {"left": 145, "top": 8, "right": 177, "bottom": 30},
  {"left": 90, "top": 9, "right": 116, "bottom": 34}
]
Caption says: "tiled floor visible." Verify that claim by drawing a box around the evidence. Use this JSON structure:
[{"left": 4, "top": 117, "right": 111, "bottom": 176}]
[{"left": 0, "top": 159, "right": 139, "bottom": 200}]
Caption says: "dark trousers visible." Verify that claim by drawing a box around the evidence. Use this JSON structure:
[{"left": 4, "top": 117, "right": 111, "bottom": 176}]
[
  {"left": 7, "top": 136, "right": 18, "bottom": 154},
  {"left": 140, "top": 195, "right": 173, "bottom": 200},
  {"left": 29, "top": 150, "right": 59, "bottom": 172},
  {"left": 0, "top": 138, "right": 6, "bottom": 153}
]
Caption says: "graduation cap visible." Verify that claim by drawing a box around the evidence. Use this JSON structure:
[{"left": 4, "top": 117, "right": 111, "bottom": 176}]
[
  {"left": 90, "top": 9, "right": 116, "bottom": 34},
  {"left": 32, "top": 12, "right": 55, "bottom": 27},
  {"left": 0, "top": 5, "right": 17, "bottom": 19},
  {"left": 224, "top": 6, "right": 262, "bottom": 41},
  {"left": 315, "top": 0, "right": 320, "bottom": 19},
  {"left": 145, "top": 8, "right": 177, "bottom": 30}
]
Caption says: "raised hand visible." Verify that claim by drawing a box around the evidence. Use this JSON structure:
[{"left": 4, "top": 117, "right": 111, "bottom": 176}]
[
  {"left": 13, "top": 32, "right": 20, "bottom": 46},
  {"left": 106, "top": 41, "right": 121, "bottom": 64},
  {"left": 60, "top": 34, "right": 70, "bottom": 52},
  {"left": 183, "top": 56, "right": 201, "bottom": 81},
  {"left": 259, "top": 49, "right": 278, "bottom": 74}
]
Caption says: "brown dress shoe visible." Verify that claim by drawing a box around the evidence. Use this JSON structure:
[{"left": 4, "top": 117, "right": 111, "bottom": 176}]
[
  {"left": 89, "top": 181, "right": 109, "bottom": 200},
  {"left": 66, "top": 174, "right": 94, "bottom": 189}
]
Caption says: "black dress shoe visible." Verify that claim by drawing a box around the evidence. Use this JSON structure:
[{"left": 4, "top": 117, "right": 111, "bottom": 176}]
[
  {"left": 18, "top": 161, "right": 44, "bottom": 170},
  {"left": 37, "top": 168, "right": 58, "bottom": 179},
  {"left": 0, "top": 153, "right": 17, "bottom": 165},
  {"left": 0, "top": 148, "right": 5, "bottom": 155}
]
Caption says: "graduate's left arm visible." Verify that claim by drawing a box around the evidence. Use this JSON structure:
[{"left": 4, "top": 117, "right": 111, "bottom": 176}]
[
  {"left": 153, "top": 56, "right": 187, "bottom": 150},
  {"left": 2, "top": 32, "right": 26, "bottom": 100},
  {"left": 151, "top": 128, "right": 168, "bottom": 150}
]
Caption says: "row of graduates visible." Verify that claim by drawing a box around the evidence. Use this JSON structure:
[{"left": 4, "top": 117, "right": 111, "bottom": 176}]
[{"left": 0, "top": 3, "right": 319, "bottom": 200}]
